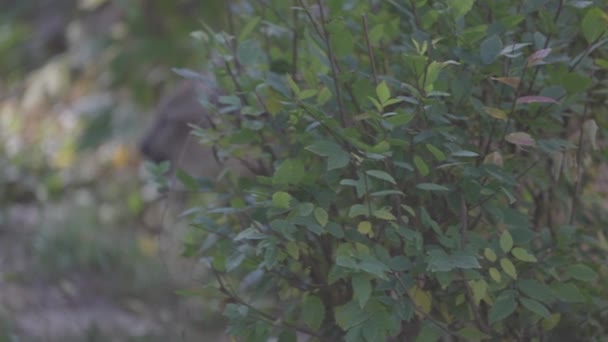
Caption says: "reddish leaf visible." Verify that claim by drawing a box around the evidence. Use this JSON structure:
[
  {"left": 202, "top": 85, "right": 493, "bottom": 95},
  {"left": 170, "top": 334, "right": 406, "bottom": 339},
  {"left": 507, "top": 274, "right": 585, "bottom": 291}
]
[
  {"left": 516, "top": 96, "right": 558, "bottom": 104},
  {"left": 506, "top": 132, "right": 536, "bottom": 147},
  {"left": 527, "top": 48, "right": 552, "bottom": 66}
]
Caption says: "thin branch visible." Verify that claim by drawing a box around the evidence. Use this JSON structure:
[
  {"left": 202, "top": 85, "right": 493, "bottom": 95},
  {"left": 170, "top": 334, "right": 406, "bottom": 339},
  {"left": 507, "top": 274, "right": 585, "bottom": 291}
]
[{"left": 362, "top": 13, "right": 378, "bottom": 85}]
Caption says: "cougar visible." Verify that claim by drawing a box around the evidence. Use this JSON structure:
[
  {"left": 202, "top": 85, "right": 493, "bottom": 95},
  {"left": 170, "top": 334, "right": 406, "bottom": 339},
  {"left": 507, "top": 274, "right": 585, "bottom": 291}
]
[{"left": 139, "top": 77, "right": 247, "bottom": 182}]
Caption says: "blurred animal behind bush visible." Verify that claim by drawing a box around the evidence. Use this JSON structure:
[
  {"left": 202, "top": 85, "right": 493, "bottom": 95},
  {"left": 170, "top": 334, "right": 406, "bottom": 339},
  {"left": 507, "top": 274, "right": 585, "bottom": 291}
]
[{"left": 139, "top": 76, "right": 247, "bottom": 183}]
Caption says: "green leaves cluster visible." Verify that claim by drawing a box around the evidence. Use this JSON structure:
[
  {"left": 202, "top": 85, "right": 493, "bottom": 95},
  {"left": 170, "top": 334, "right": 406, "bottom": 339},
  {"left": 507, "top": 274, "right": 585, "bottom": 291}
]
[{"left": 177, "top": 1, "right": 608, "bottom": 341}]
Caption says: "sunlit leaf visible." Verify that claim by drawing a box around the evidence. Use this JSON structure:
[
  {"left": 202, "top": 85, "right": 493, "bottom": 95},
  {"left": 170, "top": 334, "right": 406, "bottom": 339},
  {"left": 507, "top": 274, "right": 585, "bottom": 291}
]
[
  {"left": 499, "top": 230, "right": 514, "bottom": 252},
  {"left": 511, "top": 247, "right": 537, "bottom": 262},
  {"left": 506, "top": 132, "right": 536, "bottom": 147},
  {"left": 500, "top": 258, "right": 517, "bottom": 280},
  {"left": 484, "top": 248, "right": 497, "bottom": 262}
]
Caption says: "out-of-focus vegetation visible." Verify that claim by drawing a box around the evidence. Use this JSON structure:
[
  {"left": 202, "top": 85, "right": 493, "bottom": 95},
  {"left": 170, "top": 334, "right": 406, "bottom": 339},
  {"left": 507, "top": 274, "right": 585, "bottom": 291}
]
[{"left": 0, "top": 0, "right": 231, "bottom": 340}]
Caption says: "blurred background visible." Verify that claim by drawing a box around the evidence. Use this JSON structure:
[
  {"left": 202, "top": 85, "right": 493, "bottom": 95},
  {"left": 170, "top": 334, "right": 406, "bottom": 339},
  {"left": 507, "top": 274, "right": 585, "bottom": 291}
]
[{"left": 0, "top": 0, "right": 230, "bottom": 340}]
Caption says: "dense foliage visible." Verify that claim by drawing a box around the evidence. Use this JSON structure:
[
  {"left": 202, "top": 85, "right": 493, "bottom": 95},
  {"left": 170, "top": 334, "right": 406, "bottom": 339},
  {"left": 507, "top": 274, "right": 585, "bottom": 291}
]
[{"left": 173, "top": 1, "right": 608, "bottom": 341}]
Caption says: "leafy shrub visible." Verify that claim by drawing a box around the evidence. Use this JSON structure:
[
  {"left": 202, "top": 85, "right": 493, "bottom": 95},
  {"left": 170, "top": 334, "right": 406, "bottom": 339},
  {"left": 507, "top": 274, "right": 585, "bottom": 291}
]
[{"left": 169, "top": 1, "right": 608, "bottom": 341}]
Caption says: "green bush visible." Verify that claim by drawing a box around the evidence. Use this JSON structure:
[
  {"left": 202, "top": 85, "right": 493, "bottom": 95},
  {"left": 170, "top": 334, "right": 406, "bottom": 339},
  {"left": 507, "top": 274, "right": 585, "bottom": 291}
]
[{"left": 169, "top": 1, "right": 608, "bottom": 341}]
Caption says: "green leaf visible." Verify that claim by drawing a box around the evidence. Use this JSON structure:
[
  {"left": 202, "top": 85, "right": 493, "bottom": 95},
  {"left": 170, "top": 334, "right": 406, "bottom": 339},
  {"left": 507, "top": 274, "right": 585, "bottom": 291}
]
[
  {"left": 452, "top": 150, "right": 479, "bottom": 157},
  {"left": 237, "top": 39, "right": 264, "bottom": 67},
  {"left": 272, "top": 191, "right": 292, "bottom": 209},
  {"left": 582, "top": 8, "right": 608, "bottom": 44},
  {"left": 565, "top": 264, "right": 598, "bottom": 281},
  {"left": 489, "top": 267, "right": 502, "bottom": 283},
  {"left": 457, "top": 326, "right": 491, "bottom": 341},
  {"left": 427, "top": 252, "right": 481, "bottom": 272},
  {"left": 425, "top": 144, "right": 446, "bottom": 161},
  {"left": 520, "top": 298, "right": 551, "bottom": 320},
  {"left": 349, "top": 204, "right": 371, "bottom": 218},
  {"left": 480, "top": 34, "right": 503, "bottom": 65},
  {"left": 511, "top": 247, "right": 537, "bottom": 262},
  {"left": 359, "top": 256, "right": 390, "bottom": 279},
  {"left": 306, "top": 140, "right": 350, "bottom": 170},
  {"left": 376, "top": 81, "right": 391, "bottom": 104},
  {"left": 302, "top": 295, "right": 325, "bottom": 330},
  {"left": 372, "top": 208, "right": 397, "bottom": 221},
  {"left": 499, "top": 230, "right": 514, "bottom": 252},
  {"left": 273, "top": 158, "right": 305, "bottom": 185},
  {"left": 352, "top": 273, "right": 372, "bottom": 308},
  {"left": 415, "top": 322, "right": 442, "bottom": 342},
  {"left": 297, "top": 202, "right": 314, "bottom": 216},
  {"left": 314, "top": 207, "right": 329, "bottom": 227},
  {"left": 500, "top": 258, "right": 517, "bottom": 280},
  {"left": 422, "top": 61, "right": 444, "bottom": 91},
  {"left": 176, "top": 169, "right": 199, "bottom": 190},
  {"left": 238, "top": 16, "right": 261, "bottom": 41},
  {"left": 385, "top": 113, "right": 414, "bottom": 127},
  {"left": 365, "top": 170, "right": 396, "bottom": 184},
  {"left": 552, "top": 283, "right": 585, "bottom": 303},
  {"left": 451, "top": 0, "right": 475, "bottom": 19},
  {"left": 414, "top": 155, "right": 430, "bottom": 176},
  {"left": 286, "top": 241, "right": 299, "bottom": 260},
  {"left": 488, "top": 292, "right": 517, "bottom": 324},
  {"left": 416, "top": 183, "right": 450, "bottom": 192},
  {"left": 330, "top": 23, "right": 354, "bottom": 56},
  {"left": 517, "top": 279, "right": 555, "bottom": 303},
  {"left": 484, "top": 248, "right": 497, "bottom": 262},
  {"left": 335, "top": 301, "right": 369, "bottom": 331}
]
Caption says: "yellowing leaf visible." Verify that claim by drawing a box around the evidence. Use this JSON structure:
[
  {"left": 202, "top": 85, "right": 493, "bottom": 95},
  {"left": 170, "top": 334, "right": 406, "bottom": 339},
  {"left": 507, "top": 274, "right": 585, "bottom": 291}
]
[
  {"left": 484, "top": 107, "right": 508, "bottom": 120},
  {"left": 542, "top": 313, "right": 561, "bottom": 331},
  {"left": 469, "top": 279, "right": 488, "bottom": 305},
  {"left": 408, "top": 286, "right": 432, "bottom": 315},
  {"left": 286, "top": 241, "right": 300, "bottom": 259},
  {"left": 500, "top": 258, "right": 517, "bottom": 280},
  {"left": 357, "top": 221, "right": 373, "bottom": 236},
  {"left": 111, "top": 144, "right": 132, "bottom": 169},
  {"left": 265, "top": 95, "right": 283, "bottom": 115},
  {"left": 491, "top": 76, "right": 521, "bottom": 88},
  {"left": 483, "top": 151, "right": 504, "bottom": 167},
  {"left": 137, "top": 235, "right": 159, "bottom": 256}
]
